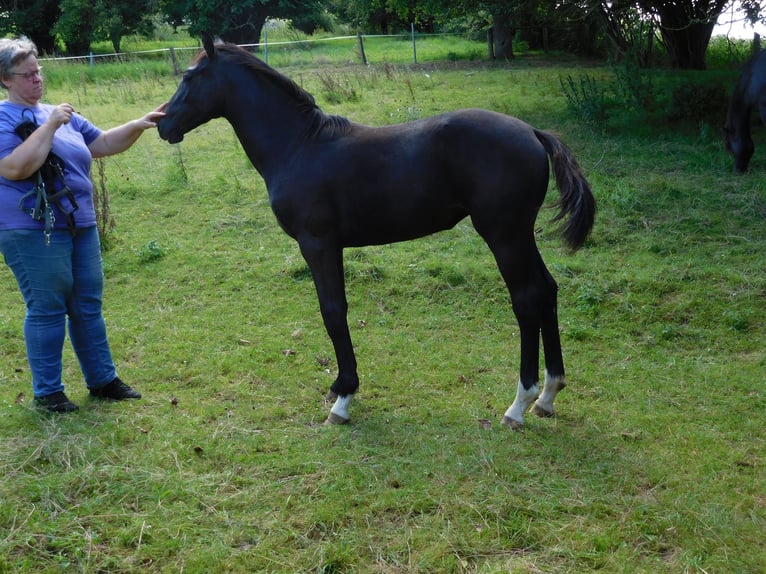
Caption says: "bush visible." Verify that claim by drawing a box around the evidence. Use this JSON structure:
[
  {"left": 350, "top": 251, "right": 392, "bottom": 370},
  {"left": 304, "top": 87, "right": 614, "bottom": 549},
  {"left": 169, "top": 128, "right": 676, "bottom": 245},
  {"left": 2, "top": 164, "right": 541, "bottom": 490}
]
[{"left": 667, "top": 80, "right": 729, "bottom": 124}]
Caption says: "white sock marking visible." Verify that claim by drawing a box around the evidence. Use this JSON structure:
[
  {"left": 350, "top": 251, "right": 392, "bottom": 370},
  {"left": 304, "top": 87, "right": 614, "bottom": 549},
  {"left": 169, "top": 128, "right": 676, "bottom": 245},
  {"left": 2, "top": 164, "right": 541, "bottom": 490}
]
[
  {"left": 504, "top": 380, "right": 539, "bottom": 425},
  {"left": 534, "top": 370, "right": 566, "bottom": 415},
  {"left": 330, "top": 394, "right": 353, "bottom": 421}
]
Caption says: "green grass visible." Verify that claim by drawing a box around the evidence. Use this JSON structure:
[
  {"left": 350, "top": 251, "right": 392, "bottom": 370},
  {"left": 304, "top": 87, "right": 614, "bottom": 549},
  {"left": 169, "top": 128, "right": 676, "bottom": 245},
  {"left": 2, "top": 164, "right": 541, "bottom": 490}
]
[{"left": 0, "top": 45, "right": 764, "bottom": 573}]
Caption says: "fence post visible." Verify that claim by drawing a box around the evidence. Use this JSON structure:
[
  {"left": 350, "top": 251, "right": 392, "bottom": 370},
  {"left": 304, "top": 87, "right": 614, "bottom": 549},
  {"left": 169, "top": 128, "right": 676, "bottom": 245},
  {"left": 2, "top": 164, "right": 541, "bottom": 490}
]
[
  {"left": 411, "top": 23, "right": 417, "bottom": 63},
  {"left": 169, "top": 47, "right": 180, "bottom": 75},
  {"left": 357, "top": 32, "right": 367, "bottom": 65}
]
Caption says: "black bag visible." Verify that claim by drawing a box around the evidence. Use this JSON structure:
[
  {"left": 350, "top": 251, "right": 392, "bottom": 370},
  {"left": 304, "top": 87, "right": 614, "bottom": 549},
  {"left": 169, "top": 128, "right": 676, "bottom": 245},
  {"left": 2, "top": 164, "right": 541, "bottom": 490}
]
[{"left": 15, "top": 109, "right": 78, "bottom": 239}]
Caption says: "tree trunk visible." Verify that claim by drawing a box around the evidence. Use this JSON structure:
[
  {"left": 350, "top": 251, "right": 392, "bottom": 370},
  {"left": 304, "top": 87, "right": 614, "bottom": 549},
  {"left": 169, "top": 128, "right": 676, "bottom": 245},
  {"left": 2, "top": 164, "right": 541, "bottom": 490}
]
[
  {"left": 224, "top": 13, "right": 268, "bottom": 46},
  {"left": 658, "top": 19, "right": 714, "bottom": 69},
  {"left": 645, "top": 0, "right": 728, "bottom": 70},
  {"left": 491, "top": 16, "right": 514, "bottom": 60}
]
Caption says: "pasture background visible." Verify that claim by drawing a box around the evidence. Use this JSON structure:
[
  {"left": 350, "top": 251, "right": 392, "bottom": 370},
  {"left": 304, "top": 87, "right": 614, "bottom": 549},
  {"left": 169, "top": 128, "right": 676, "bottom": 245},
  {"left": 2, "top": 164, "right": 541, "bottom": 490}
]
[{"left": 0, "top": 36, "right": 764, "bottom": 573}]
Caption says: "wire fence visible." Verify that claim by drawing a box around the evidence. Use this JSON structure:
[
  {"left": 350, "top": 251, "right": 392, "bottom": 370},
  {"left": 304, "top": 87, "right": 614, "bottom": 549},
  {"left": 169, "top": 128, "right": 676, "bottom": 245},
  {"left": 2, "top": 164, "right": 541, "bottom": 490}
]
[{"left": 39, "top": 31, "right": 492, "bottom": 71}]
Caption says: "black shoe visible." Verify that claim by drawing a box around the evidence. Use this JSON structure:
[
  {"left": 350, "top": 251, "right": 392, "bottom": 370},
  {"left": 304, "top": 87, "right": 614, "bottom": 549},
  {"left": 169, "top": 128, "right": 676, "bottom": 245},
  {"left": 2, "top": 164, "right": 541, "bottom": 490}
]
[
  {"left": 89, "top": 377, "right": 142, "bottom": 400},
  {"left": 35, "top": 391, "right": 79, "bottom": 413}
]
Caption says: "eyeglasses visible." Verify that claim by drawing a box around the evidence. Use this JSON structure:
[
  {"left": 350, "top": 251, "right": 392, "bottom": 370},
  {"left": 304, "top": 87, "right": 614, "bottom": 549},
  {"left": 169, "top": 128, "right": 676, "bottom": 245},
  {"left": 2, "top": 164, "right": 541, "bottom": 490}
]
[{"left": 11, "top": 68, "right": 43, "bottom": 81}]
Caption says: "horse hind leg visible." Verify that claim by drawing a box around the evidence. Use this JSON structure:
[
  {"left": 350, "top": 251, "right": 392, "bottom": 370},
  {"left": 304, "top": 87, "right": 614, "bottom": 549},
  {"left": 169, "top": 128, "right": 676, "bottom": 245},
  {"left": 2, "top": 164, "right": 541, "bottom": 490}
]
[
  {"left": 502, "top": 381, "right": 541, "bottom": 430},
  {"left": 326, "top": 394, "right": 353, "bottom": 425},
  {"left": 531, "top": 264, "right": 567, "bottom": 419},
  {"left": 483, "top": 237, "right": 548, "bottom": 430},
  {"left": 501, "top": 370, "right": 567, "bottom": 427},
  {"left": 491, "top": 240, "right": 566, "bottom": 430},
  {"left": 532, "top": 371, "right": 567, "bottom": 418}
]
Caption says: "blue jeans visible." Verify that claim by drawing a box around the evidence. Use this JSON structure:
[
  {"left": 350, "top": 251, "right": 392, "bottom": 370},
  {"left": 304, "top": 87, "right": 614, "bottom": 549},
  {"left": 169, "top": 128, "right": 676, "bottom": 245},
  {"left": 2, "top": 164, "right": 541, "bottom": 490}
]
[{"left": 0, "top": 226, "right": 117, "bottom": 398}]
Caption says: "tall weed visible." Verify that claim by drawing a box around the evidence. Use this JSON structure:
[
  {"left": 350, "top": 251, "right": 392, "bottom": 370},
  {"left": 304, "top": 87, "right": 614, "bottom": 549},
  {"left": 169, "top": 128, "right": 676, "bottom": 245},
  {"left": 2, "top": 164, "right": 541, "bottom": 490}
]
[{"left": 560, "top": 73, "right": 609, "bottom": 131}]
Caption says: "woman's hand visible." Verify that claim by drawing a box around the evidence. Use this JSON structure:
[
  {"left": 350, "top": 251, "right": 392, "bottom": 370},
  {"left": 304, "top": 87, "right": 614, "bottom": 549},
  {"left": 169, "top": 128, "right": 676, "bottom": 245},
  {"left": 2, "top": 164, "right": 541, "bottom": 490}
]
[
  {"left": 136, "top": 104, "right": 167, "bottom": 130},
  {"left": 0, "top": 105, "right": 68, "bottom": 180},
  {"left": 88, "top": 103, "right": 169, "bottom": 158},
  {"left": 47, "top": 103, "right": 77, "bottom": 129}
]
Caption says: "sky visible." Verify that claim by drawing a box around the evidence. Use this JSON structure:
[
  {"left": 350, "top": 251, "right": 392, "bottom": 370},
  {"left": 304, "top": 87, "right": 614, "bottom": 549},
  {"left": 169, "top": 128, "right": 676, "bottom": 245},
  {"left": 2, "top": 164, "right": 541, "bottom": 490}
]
[{"left": 714, "top": 2, "right": 766, "bottom": 38}]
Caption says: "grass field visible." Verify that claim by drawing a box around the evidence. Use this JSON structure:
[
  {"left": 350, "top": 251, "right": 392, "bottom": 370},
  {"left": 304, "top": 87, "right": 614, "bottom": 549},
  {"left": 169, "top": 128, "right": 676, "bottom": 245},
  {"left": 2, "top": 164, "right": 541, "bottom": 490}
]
[{"left": 0, "top": 37, "right": 764, "bottom": 573}]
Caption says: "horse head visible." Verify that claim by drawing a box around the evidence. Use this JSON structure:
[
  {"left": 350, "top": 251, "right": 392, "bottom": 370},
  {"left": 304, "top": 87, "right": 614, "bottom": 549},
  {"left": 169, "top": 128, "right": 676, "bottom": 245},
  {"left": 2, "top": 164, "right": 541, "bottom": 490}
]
[
  {"left": 724, "top": 125, "right": 755, "bottom": 173},
  {"left": 158, "top": 32, "right": 226, "bottom": 144}
]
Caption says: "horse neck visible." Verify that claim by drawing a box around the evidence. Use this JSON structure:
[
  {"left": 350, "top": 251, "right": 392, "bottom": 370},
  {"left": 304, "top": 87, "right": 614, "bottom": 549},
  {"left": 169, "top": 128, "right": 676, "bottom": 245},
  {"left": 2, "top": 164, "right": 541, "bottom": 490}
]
[
  {"left": 223, "top": 76, "right": 320, "bottom": 181},
  {"left": 726, "top": 66, "right": 754, "bottom": 139}
]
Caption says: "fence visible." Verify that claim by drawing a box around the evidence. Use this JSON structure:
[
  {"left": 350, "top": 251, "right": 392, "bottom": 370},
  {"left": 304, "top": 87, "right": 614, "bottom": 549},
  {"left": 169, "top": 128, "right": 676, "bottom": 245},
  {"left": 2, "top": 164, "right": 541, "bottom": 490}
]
[{"left": 39, "top": 31, "right": 491, "bottom": 72}]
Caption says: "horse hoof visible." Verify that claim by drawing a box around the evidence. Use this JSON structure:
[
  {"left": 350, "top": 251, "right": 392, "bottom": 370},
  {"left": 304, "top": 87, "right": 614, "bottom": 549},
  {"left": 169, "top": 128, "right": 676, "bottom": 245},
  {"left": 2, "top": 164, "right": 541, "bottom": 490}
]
[
  {"left": 324, "top": 391, "right": 338, "bottom": 404},
  {"left": 325, "top": 411, "right": 349, "bottom": 425},
  {"left": 531, "top": 404, "right": 555, "bottom": 418},
  {"left": 500, "top": 416, "right": 524, "bottom": 431}
]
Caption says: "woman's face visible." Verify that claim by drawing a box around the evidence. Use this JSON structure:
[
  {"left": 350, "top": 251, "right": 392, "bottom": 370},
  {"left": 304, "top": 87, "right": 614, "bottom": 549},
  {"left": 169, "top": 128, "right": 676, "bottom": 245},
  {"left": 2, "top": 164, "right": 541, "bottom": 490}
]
[{"left": 4, "top": 55, "right": 43, "bottom": 105}]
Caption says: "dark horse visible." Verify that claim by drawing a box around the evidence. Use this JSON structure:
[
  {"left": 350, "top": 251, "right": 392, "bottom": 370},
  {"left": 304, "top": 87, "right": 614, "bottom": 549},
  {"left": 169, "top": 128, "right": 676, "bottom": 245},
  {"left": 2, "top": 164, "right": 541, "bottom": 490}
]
[
  {"left": 158, "top": 33, "right": 596, "bottom": 429},
  {"left": 725, "top": 49, "right": 766, "bottom": 172}
]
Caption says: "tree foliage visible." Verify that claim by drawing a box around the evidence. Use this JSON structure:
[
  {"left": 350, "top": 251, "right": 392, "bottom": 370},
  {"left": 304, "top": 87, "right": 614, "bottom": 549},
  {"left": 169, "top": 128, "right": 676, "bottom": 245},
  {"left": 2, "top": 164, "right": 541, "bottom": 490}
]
[
  {"left": 99, "top": 0, "right": 156, "bottom": 52},
  {"left": 0, "top": 0, "right": 60, "bottom": 53},
  {"left": 159, "top": 0, "right": 330, "bottom": 46},
  {"left": 53, "top": 0, "right": 96, "bottom": 54},
  {"left": 1, "top": 0, "right": 763, "bottom": 66}
]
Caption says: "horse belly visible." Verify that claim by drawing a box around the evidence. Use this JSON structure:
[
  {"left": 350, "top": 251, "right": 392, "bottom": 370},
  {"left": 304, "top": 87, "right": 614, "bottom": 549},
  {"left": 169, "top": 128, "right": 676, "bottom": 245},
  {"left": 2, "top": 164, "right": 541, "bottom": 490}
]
[{"left": 336, "top": 181, "right": 469, "bottom": 246}]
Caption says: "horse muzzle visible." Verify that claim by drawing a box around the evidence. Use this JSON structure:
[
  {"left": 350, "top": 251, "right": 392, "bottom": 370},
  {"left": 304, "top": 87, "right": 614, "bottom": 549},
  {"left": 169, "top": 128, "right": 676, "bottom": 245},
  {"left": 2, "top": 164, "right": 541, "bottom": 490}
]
[{"left": 157, "top": 119, "right": 184, "bottom": 144}]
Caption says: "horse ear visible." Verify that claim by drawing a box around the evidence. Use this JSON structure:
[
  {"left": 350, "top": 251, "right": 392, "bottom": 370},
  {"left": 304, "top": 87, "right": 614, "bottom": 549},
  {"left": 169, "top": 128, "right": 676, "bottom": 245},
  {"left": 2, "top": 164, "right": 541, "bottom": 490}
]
[{"left": 202, "top": 32, "right": 216, "bottom": 60}]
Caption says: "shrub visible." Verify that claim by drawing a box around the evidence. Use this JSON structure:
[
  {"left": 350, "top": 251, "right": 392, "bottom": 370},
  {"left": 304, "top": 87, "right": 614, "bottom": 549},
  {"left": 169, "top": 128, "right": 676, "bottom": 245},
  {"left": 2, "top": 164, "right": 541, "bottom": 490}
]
[
  {"left": 135, "top": 240, "right": 167, "bottom": 263},
  {"left": 667, "top": 80, "right": 729, "bottom": 124}
]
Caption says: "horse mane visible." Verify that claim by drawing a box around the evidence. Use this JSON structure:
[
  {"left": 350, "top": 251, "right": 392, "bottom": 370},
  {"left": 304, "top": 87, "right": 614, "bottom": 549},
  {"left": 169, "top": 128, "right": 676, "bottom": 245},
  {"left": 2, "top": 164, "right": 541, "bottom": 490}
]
[{"left": 194, "top": 43, "right": 352, "bottom": 138}]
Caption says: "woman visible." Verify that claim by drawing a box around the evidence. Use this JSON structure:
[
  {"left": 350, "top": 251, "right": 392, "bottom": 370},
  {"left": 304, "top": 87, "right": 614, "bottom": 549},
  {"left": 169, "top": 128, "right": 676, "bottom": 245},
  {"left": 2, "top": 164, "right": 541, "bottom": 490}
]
[{"left": 0, "top": 36, "right": 165, "bottom": 413}]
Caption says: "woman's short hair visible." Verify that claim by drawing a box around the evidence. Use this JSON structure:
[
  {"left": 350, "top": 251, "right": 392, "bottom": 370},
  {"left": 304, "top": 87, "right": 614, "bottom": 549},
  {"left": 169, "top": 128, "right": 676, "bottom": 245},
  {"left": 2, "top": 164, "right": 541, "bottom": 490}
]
[{"left": 0, "top": 37, "right": 39, "bottom": 89}]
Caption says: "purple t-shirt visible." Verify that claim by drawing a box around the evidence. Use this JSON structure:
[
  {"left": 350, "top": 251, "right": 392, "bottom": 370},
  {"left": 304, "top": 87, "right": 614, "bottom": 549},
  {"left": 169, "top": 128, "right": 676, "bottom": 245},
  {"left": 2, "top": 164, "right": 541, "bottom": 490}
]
[{"left": 0, "top": 100, "right": 102, "bottom": 230}]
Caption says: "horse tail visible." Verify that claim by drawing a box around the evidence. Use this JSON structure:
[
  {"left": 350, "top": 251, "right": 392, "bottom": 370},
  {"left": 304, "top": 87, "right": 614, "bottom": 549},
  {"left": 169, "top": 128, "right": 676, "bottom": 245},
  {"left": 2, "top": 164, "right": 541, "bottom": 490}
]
[{"left": 534, "top": 129, "right": 596, "bottom": 251}]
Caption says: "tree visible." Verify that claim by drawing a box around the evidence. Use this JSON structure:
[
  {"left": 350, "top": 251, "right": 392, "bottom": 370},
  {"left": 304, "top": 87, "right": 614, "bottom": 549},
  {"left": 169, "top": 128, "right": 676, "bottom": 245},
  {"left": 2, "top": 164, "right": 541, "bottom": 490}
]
[
  {"left": 99, "top": 0, "right": 156, "bottom": 53},
  {"left": 330, "top": 0, "right": 402, "bottom": 33},
  {"left": 635, "top": 0, "right": 729, "bottom": 69},
  {"left": 482, "top": 0, "right": 516, "bottom": 59},
  {"left": 161, "top": 0, "right": 329, "bottom": 46},
  {"left": 54, "top": 0, "right": 96, "bottom": 54},
  {"left": 0, "top": 0, "right": 60, "bottom": 53},
  {"left": 740, "top": 0, "right": 766, "bottom": 34},
  {"left": 598, "top": 0, "right": 656, "bottom": 65}
]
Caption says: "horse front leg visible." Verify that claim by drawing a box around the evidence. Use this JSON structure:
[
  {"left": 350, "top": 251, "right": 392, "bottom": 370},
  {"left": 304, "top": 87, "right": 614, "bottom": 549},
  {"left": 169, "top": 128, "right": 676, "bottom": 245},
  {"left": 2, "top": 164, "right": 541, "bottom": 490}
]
[{"left": 299, "top": 241, "right": 359, "bottom": 424}]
